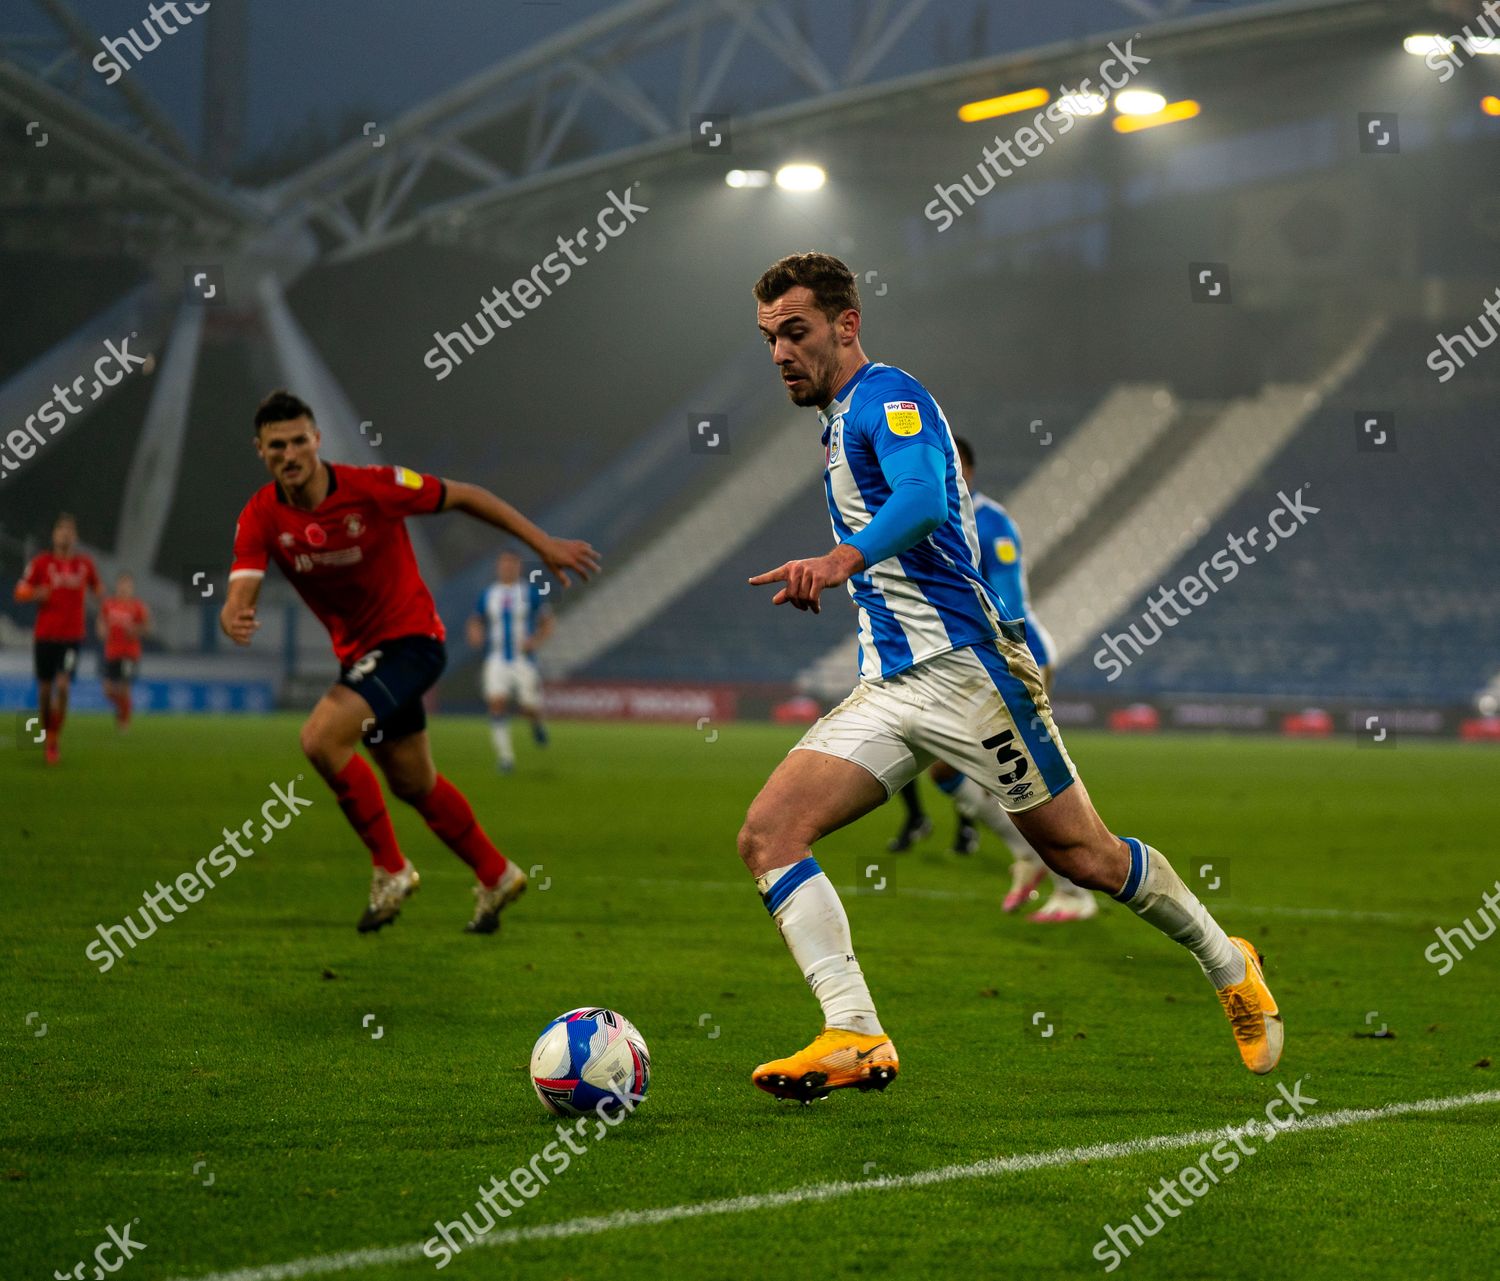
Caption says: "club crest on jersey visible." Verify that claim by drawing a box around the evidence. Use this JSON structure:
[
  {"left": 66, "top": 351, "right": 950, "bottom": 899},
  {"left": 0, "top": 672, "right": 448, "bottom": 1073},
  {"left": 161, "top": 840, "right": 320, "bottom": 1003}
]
[
  {"left": 994, "top": 536, "right": 1018, "bottom": 565},
  {"left": 344, "top": 513, "right": 365, "bottom": 538},
  {"left": 278, "top": 532, "right": 296, "bottom": 548},
  {"left": 393, "top": 466, "right": 423, "bottom": 490},
  {"left": 826, "top": 419, "right": 843, "bottom": 467},
  {"left": 883, "top": 401, "right": 921, "bottom": 436}
]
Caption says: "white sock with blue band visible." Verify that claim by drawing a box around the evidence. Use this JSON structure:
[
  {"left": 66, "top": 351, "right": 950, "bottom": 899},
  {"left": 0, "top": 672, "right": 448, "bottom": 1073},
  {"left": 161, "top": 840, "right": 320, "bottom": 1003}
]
[
  {"left": 489, "top": 715, "right": 514, "bottom": 766},
  {"left": 757, "top": 857, "right": 883, "bottom": 1037},
  {"left": 1113, "top": 837, "right": 1245, "bottom": 988}
]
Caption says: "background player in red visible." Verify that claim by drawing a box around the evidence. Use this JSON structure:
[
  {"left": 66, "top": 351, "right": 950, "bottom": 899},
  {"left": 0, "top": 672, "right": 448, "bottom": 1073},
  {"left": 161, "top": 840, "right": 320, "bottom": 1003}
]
[
  {"left": 12, "top": 512, "right": 100, "bottom": 765},
  {"left": 98, "top": 572, "right": 150, "bottom": 732},
  {"left": 219, "top": 391, "right": 600, "bottom": 934}
]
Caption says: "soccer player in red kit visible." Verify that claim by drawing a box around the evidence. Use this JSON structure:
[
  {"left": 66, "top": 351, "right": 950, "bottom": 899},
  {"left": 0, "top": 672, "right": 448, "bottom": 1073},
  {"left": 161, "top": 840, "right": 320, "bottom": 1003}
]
[
  {"left": 12, "top": 512, "right": 100, "bottom": 765},
  {"left": 220, "top": 390, "right": 600, "bottom": 934},
  {"left": 98, "top": 573, "right": 150, "bottom": 731}
]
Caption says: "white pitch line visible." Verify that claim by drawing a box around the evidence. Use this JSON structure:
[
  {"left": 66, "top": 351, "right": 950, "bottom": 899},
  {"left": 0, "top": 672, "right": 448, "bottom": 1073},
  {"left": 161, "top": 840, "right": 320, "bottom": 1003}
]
[{"left": 168, "top": 1089, "right": 1500, "bottom": 1281}]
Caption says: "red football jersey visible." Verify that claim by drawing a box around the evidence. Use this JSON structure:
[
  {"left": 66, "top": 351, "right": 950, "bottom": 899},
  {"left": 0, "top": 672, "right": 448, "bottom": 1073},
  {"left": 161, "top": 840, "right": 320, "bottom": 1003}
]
[
  {"left": 229, "top": 463, "right": 447, "bottom": 666},
  {"left": 22, "top": 552, "right": 99, "bottom": 642},
  {"left": 101, "top": 596, "right": 149, "bottom": 660}
]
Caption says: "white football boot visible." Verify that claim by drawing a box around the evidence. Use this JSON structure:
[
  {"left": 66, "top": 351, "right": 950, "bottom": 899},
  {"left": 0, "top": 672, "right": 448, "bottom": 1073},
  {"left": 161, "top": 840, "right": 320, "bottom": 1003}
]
[
  {"left": 1030, "top": 877, "right": 1099, "bottom": 923},
  {"left": 358, "top": 860, "right": 420, "bottom": 933},
  {"left": 466, "top": 861, "right": 528, "bottom": 934}
]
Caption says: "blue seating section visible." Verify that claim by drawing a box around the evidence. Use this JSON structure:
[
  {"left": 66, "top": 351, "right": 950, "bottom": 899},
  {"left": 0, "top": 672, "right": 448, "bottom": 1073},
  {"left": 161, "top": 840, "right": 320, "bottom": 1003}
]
[{"left": 1058, "top": 324, "right": 1500, "bottom": 702}]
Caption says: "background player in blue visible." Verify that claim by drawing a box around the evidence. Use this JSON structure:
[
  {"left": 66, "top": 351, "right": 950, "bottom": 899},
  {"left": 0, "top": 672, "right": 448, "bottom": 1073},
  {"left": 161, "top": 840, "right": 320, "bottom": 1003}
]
[
  {"left": 934, "top": 437, "right": 1096, "bottom": 922},
  {"left": 886, "top": 432, "right": 1061, "bottom": 857},
  {"left": 467, "top": 550, "right": 554, "bottom": 773},
  {"left": 740, "top": 252, "right": 1281, "bottom": 1101}
]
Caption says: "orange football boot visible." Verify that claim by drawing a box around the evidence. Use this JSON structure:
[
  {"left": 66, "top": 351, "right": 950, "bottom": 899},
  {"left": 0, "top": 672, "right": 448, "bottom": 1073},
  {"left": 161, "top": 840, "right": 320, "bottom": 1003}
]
[{"left": 753, "top": 1027, "right": 899, "bottom": 1102}]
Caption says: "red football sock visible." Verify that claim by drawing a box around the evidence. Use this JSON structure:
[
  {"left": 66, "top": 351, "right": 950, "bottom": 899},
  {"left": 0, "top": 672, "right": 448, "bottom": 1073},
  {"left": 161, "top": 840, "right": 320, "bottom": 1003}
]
[
  {"left": 414, "top": 775, "right": 508, "bottom": 887},
  {"left": 330, "top": 755, "right": 405, "bottom": 872},
  {"left": 120, "top": 688, "right": 132, "bottom": 727}
]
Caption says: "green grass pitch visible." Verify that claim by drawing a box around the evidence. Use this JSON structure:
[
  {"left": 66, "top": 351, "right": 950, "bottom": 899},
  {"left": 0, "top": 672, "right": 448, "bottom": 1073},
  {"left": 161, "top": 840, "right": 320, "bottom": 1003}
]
[{"left": 5, "top": 715, "right": 1499, "bottom": 1280}]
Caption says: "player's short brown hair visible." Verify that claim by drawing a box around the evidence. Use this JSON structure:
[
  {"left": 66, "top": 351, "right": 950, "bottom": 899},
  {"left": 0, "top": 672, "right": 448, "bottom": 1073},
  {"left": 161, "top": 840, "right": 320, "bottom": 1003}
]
[
  {"left": 954, "top": 436, "right": 975, "bottom": 468},
  {"left": 254, "top": 390, "right": 315, "bottom": 432},
  {"left": 753, "top": 252, "right": 861, "bottom": 323}
]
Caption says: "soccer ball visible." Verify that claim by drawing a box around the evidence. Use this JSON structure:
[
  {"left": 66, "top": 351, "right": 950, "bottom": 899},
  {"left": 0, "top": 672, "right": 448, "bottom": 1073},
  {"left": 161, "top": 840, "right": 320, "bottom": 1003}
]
[{"left": 529, "top": 1007, "right": 651, "bottom": 1118}]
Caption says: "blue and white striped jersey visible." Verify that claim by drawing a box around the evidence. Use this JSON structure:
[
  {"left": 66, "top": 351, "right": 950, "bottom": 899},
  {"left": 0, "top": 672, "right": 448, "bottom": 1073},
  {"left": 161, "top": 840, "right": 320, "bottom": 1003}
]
[
  {"left": 971, "top": 492, "right": 1054, "bottom": 668},
  {"left": 820, "top": 362, "right": 1005, "bottom": 681},
  {"left": 476, "top": 581, "right": 547, "bottom": 661}
]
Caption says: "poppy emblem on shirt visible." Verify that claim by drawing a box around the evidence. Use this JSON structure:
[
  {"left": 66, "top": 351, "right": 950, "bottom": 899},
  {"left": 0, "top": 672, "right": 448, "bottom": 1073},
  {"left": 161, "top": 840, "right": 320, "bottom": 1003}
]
[{"left": 305, "top": 523, "right": 327, "bottom": 547}]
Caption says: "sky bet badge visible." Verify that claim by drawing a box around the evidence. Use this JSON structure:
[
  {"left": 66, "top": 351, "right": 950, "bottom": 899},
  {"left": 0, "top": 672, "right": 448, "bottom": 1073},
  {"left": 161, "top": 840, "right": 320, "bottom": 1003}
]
[{"left": 883, "top": 401, "right": 921, "bottom": 435}]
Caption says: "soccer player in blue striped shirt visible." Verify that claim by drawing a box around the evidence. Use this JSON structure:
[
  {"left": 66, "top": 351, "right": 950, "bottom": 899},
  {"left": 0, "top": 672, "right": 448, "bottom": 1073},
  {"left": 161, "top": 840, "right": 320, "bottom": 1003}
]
[
  {"left": 741, "top": 253, "right": 1280, "bottom": 1100},
  {"left": 467, "top": 551, "right": 553, "bottom": 773}
]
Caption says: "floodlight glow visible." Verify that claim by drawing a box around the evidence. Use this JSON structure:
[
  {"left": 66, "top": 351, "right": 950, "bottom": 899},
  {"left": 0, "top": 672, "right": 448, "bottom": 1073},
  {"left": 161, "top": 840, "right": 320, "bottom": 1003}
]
[
  {"left": 1483, "top": 95, "right": 1500, "bottom": 116},
  {"left": 775, "top": 163, "right": 826, "bottom": 192},
  {"left": 1114, "top": 89, "right": 1168, "bottom": 116},
  {"left": 957, "top": 87, "right": 1050, "bottom": 122},
  {"left": 1403, "top": 35, "right": 1454, "bottom": 56},
  {"left": 1469, "top": 36, "right": 1500, "bottom": 54},
  {"left": 726, "top": 169, "right": 771, "bottom": 188},
  {"left": 1112, "top": 100, "right": 1202, "bottom": 134},
  {"left": 1055, "top": 92, "right": 1109, "bottom": 117}
]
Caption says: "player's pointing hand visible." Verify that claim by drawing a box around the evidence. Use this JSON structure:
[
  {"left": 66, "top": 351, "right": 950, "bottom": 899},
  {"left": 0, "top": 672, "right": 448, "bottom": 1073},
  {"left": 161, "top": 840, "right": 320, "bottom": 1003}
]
[
  {"left": 749, "top": 545, "right": 864, "bottom": 614},
  {"left": 539, "top": 536, "right": 602, "bottom": 588}
]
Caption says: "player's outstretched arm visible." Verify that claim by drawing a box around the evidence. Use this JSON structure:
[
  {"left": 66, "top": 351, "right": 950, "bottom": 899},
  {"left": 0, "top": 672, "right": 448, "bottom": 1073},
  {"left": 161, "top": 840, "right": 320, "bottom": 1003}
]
[
  {"left": 219, "top": 575, "right": 262, "bottom": 646},
  {"left": 749, "top": 444, "right": 945, "bottom": 613},
  {"left": 749, "top": 544, "right": 865, "bottom": 614},
  {"left": 440, "top": 480, "right": 601, "bottom": 588},
  {"left": 465, "top": 615, "right": 485, "bottom": 649}
]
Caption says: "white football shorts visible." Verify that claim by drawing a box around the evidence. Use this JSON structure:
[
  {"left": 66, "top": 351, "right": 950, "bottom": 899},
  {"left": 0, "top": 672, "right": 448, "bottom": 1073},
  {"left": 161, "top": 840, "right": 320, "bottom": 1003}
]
[
  {"left": 792, "top": 634, "right": 1078, "bottom": 813},
  {"left": 481, "top": 654, "right": 543, "bottom": 710}
]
